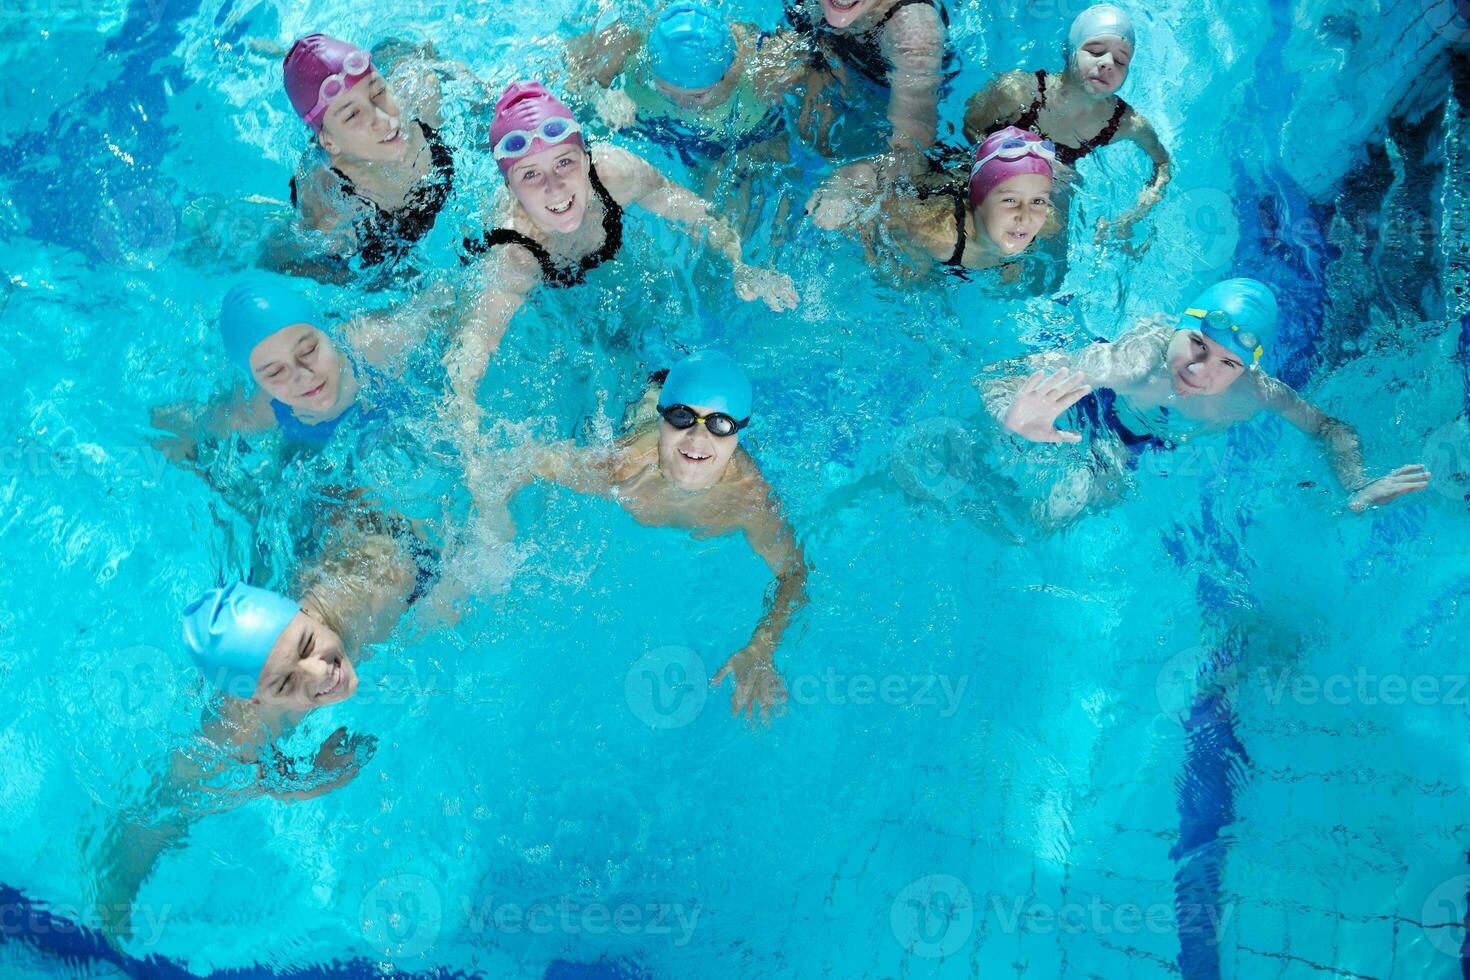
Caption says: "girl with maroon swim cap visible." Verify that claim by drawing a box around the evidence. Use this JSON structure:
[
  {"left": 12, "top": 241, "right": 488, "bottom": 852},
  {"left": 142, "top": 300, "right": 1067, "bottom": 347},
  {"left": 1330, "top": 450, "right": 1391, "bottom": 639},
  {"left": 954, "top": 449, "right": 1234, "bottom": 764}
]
[
  {"left": 808, "top": 127, "right": 1060, "bottom": 277},
  {"left": 280, "top": 33, "right": 469, "bottom": 274},
  {"left": 447, "top": 81, "right": 800, "bottom": 449}
]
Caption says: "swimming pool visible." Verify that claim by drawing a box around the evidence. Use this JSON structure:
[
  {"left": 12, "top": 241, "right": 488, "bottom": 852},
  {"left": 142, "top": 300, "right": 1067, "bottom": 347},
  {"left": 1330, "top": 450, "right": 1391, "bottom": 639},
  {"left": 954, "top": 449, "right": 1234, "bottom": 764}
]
[{"left": 2, "top": 0, "right": 1470, "bottom": 977}]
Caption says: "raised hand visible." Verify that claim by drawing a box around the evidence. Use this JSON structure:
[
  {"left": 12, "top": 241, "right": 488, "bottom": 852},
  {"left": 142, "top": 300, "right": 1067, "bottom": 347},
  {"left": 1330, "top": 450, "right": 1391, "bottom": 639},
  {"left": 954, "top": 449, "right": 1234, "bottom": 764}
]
[{"left": 1003, "top": 369, "right": 1092, "bottom": 444}]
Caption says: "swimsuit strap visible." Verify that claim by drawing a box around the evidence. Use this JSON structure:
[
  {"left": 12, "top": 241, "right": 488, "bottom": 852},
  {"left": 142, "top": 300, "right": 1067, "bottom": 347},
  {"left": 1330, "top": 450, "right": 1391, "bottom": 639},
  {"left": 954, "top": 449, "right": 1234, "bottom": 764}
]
[
  {"left": 996, "top": 70, "right": 1129, "bottom": 166},
  {"left": 877, "top": 0, "right": 946, "bottom": 29},
  {"left": 915, "top": 184, "right": 968, "bottom": 270},
  {"left": 297, "top": 118, "right": 455, "bottom": 269},
  {"left": 1011, "top": 69, "right": 1047, "bottom": 133},
  {"left": 460, "top": 155, "right": 624, "bottom": 289},
  {"left": 587, "top": 159, "right": 624, "bottom": 267},
  {"left": 793, "top": 0, "right": 948, "bottom": 86},
  {"left": 947, "top": 190, "right": 967, "bottom": 268}
]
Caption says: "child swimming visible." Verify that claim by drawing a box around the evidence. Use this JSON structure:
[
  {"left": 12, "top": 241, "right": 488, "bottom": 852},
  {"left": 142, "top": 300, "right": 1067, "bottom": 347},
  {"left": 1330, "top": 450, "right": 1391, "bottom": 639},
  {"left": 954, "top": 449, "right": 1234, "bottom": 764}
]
[
  {"left": 451, "top": 82, "right": 798, "bottom": 440},
  {"left": 496, "top": 351, "right": 808, "bottom": 724},
  {"left": 281, "top": 34, "right": 460, "bottom": 274},
  {"left": 962, "top": 4, "right": 1170, "bottom": 241},
  {"left": 783, "top": 0, "right": 947, "bottom": 172},
  {"left": 150, "top": 275, "right": 441, "bottom": 460},
  {"left": 977, "top": 278, "right": 1431, "bottom": 524},
  {"left": 809, "top": 127, "right": 1058, "bottom": 277},
  {"left": 565, "top": 2, "right": 808, "bottom": 170},
  {"left": 98, "top": 504, "right": 437, "bottom": 942}
]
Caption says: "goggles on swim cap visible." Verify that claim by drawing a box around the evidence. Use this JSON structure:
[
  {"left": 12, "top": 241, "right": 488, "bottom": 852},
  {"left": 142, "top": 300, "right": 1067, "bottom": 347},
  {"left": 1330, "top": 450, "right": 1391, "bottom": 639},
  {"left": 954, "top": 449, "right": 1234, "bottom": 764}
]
[
  {"left": 492, "top": 116, "right": 583, "bottom": 161},
  {"left": 657, "top": 403, "right": 748, "bottom": 437},
  {"left": 303, "top": 48, "right": 372, "bottom": 126},
  {"left": 970, "top": 136, "right": 1057, "bottom": 178},
  {"left": 1183, "top": 307, "right": 1264, "bottom": 365}
]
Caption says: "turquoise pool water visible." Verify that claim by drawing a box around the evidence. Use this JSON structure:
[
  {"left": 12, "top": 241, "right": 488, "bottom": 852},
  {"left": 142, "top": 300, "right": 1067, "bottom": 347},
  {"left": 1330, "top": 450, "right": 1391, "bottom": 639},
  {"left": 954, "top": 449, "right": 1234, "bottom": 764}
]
[{"left": 2, "top": 1, "right": 1470, "bottom": 977}]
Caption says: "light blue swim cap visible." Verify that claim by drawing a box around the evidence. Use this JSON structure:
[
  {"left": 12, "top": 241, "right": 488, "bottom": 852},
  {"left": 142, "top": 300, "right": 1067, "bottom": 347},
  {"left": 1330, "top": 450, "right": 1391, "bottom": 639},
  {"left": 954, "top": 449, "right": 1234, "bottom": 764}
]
[
  {"left": 181, "top": 582, "right": 300, "bottom": 698},
  {"left": 658, "top": 349, "right": 753, "bottom": 421},
  {"left": 1177, "top": 278, "right": 1281, "bottom": 368},
  {"left": 219, "top": 276, "right": 322, "bottom": 373},
  {"left": 648, "top": 2, "right": 736, "bottom": 90},
  {"left": 1067, "top": 3, "right": 1136, "bottom": 51}
]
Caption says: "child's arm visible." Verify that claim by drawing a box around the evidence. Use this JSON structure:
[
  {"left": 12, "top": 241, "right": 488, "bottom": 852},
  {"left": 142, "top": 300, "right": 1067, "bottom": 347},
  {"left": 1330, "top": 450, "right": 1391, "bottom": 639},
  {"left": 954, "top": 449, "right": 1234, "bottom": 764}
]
[
  {"left": 1258, "top": 376, "right": 1431, "bottom": 512},
  {"left": 1104, "top": 109, "right": 1172, "bottom": 239},
  {"left": 962, "top": 71, "right": 1037, "bottom": 145},
  {"left": 446, "top": 249, "right": 542, "bottom": 453},
  {"left": 881, "top": 2, "right": 945, "bottom": 174},
  {"left": 976, "top": 320, "right": 1165, "bottom": 439},
  {"left": 596, "top": 145, "right": 800, "bottom": 311},
  {"left": 712, "top": 478, "right": 809, "bottom": 723},
  {"left": 149, "top": 385, "right": 275, "bottom": 463},
  {"left": 562, "top": 19, "right": 644, "bottom": 128}
]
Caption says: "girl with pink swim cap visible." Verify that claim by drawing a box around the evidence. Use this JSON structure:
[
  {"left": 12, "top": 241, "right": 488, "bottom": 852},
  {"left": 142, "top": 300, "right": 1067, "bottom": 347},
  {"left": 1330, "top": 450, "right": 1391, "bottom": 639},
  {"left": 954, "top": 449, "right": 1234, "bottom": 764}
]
[
  {"left": 447, "top": 81, "right": 799, "bottom": 449},
  {"left": 809, "top": 127, "right": 1058, "bottom": 277},
  {"left": 961, "top": 3, "right": 1171, "bottom": 243},
  {"left": 278, "top": 33, "right": 477, "bottom": 275}
]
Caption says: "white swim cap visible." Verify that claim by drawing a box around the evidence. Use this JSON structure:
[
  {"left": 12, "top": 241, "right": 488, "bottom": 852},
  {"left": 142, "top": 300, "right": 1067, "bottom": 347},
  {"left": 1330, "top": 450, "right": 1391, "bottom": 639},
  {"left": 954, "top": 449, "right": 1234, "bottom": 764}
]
[{"left": 1067, "top": 3, "right": 1135, "bottom": 51}]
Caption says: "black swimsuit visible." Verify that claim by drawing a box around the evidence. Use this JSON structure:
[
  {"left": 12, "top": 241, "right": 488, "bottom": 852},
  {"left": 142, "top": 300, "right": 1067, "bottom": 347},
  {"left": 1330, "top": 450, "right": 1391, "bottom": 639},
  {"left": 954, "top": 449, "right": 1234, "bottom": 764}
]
[
  {"left": 460, "top": 160, "right": 625, "bottom": 289},
  {"left": 784, "top": 0, "right": 952, "bottom": 87},
  {"left": 1001, "top": 69, "right": 1129, "bottom": 166},
  {"left": 290, "top": 119, "right": 456, "bottom": 269}
]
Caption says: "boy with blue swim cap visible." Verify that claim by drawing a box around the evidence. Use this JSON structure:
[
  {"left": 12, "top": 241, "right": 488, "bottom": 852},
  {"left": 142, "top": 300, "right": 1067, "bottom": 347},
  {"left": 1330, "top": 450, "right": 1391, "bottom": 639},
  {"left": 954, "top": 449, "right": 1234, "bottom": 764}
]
[
  {"left": 98, "top": 502, "right": 445, "bottom": 941},
  {"left": 494, "top": 350, "right": 807, "bottom": 724},
  {"left": 151, "top": 273, "right": 444, "bottom": 457},
  {"left": 978, "top": 278, "right": 1430, "bottom": 524},
  {"left": 562, "top": 2, "right": 812, "bottom": 167}
]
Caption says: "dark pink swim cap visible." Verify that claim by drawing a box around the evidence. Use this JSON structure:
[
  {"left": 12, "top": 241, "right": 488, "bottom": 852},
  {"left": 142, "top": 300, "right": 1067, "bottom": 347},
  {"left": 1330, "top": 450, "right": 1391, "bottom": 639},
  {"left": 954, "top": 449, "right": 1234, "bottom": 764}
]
[
  {"left": 968, "top": 127, "right": 1055, "bottom": 207},
  {"left": 489, "top": 81, "right": 582, "bottom": 174},
  {"left": 283, "top": 34, "right": 372, "bottom": 133}
]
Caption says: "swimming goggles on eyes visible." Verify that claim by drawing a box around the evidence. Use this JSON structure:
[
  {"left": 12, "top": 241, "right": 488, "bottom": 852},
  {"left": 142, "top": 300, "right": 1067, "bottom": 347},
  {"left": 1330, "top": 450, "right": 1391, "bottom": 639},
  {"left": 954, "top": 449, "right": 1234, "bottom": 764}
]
[
  {"left": 492, "top": 117, "right": 583, "bottom": 161},
  {"left": 657, "top": 404, "right": 748, "bottom": 438},
  {"left": 970, "top": 136, "right": 1058, "bottom": 176},
  {"left": 1184, "top": 308, "right": 1264, "bottom": 365},
  {"left": 305, "top": 49, "right": 373, "bottom": 125}
]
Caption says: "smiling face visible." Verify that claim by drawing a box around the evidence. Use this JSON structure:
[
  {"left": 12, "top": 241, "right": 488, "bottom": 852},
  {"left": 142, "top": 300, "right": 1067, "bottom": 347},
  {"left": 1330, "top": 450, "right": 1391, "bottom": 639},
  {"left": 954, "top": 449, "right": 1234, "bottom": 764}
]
[
  {"left": 317, "top": 71, "right": 409, "bottom": 162},
  {"left": 505, "top": 142, "right": 592, "bottom": 234},
  {"left": 976, "top": 173, "right": 1052, "bottom": 255},
  {"left": 1072, "top": 36, "right": 1132, "bottom": 95},
  {"left": 252, "top": 610, "right": 358, "bottom": 710},
  {"left": 821, "top": 0, "right": 880, "bottom": 29},
  {"left": 1167, "top": 328, "right": 1247, "bottom": 397},
  {"left": 657, "top": 404, "right": 740, "bottom": 491},
  {"left": 248, "top": 323, "right": 344, "bottom": 414}
]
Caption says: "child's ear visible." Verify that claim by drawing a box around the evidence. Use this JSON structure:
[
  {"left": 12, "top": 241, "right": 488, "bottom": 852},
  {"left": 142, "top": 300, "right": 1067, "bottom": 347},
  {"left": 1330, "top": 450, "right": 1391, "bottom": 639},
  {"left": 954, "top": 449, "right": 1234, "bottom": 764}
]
[{"left": 318, "top": 129, "right": 336, "bottom": 154}]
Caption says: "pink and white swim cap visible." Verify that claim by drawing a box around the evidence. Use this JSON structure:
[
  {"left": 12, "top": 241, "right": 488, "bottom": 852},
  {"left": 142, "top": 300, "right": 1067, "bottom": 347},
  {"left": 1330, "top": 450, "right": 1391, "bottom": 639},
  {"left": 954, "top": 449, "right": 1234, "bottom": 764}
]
[
  {"left": 489, "top": 81, "right": 584, "bottom": 175},
  {"left": 282, "top": 33, "right": 373, "bottom": 133},
  {"left": 968, "top": 127, "right": 1056, "bottom": 207}
]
